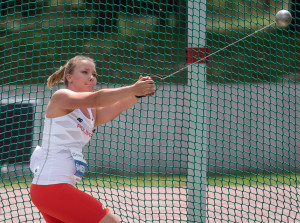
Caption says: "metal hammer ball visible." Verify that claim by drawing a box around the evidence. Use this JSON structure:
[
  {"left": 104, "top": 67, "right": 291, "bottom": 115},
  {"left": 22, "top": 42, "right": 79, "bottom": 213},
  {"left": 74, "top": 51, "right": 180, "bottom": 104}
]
[{"left": 276, "top": 10, "right": 292, "bottom": 28}]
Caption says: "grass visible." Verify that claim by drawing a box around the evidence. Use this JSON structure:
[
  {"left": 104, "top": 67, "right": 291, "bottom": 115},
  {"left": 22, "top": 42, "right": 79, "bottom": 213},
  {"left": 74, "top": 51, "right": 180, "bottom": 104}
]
[
  {"left": 207, "top": 171, "right": 300, "bottom": 187},
  {"left": 81, "top": 173, "right": 187, "bottom": 188},
  {"left": 1, "top": 172, "right": 300, "bottom": 189}
]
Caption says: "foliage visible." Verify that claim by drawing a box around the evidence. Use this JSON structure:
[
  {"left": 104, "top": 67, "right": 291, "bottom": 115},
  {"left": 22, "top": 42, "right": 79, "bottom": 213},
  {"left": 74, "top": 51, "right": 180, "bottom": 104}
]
[{"left": 0, "top": 0, "right": 298, "bottom": 85}]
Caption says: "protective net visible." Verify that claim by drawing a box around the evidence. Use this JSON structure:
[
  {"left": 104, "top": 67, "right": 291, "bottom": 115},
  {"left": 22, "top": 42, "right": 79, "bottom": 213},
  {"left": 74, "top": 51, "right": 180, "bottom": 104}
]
[{"left": 0, "top": 0, "right": 299, "bottom": 222}]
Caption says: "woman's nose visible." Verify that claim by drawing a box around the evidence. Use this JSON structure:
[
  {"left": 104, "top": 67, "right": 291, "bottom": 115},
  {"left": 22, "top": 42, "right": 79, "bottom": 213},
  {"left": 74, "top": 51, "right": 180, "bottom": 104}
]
[{"left": 89, "top": 75, "right": 95, "bottom": 81}]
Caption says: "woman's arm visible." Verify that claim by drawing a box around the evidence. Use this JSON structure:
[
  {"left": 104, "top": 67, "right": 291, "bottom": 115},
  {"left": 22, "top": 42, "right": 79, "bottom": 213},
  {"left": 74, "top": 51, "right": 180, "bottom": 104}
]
[
  {"left": 94, "top": 76, "right": 156, "bottom": 126},
  {"left": 94, "top": 95, "right": 140, "bottom": 126},
  {"left": 50, "top": 76, "right": 154, "bottom": 110}
]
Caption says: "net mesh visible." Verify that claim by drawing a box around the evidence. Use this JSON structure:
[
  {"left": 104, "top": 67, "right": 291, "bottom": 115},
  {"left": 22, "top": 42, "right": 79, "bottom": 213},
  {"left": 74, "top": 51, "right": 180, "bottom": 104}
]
[{"left": 0, "top": 0, "right": 299, "bottom": 222}]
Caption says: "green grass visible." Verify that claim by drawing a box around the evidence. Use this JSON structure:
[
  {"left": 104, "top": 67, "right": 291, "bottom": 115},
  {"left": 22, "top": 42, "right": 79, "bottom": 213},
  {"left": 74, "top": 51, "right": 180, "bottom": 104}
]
[
  {"left": 208, "top": 171, "right": 300, "bottom": 187},
  {"left": 81, "top": 173, "right": 187, "bottom": 188},
  {"left": 1, "top": 172, "right": 300, "bottom": 189}
]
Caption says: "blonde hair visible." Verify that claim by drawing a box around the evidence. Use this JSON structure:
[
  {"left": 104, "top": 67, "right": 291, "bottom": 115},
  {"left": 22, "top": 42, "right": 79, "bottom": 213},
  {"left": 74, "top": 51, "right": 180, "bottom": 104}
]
[{"left": 47, "top": 55, "right": 95, "bottom": 89}]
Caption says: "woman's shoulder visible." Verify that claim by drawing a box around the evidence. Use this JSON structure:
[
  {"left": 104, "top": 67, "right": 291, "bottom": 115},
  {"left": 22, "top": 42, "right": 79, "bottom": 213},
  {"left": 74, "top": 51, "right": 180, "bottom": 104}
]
[
  {"left": 50, "top": 89, "right": 78, "bottom": 103},
  {"left": 47, "top": 89, "right": 75, "bottom": 118},
  {"left": 52, "top": 89, "right": 73, "bottom": 96}
]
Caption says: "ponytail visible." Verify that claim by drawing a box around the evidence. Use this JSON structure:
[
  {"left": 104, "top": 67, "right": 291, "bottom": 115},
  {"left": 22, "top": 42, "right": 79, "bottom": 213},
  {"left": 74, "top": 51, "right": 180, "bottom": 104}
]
[{"left": 47, "top": 66, "right": 66, "bottom": 89}]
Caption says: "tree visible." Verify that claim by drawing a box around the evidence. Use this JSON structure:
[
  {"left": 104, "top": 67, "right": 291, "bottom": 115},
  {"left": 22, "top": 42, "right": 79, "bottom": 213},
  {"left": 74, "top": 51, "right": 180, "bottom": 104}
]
[
  {"left": 0, "top": 0, "right": 45, "bottom": 17},
  {"left": 86, "top": 0, "right": 185, "bottom": 33},
  {"left": 290, "top": 0, "right": 299, "bottom": 31}
]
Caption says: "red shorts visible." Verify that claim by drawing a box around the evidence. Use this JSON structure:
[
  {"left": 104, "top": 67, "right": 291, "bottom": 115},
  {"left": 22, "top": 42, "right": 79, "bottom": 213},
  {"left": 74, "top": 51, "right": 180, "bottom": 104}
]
[{"left": 30, "top": 183, "right": 109, "bottom": 223}]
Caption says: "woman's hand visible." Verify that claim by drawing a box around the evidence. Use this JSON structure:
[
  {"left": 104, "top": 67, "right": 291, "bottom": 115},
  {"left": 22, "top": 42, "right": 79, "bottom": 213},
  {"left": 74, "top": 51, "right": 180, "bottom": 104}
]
[{"left": 133, "top": 76, "right": 155, "bottom": 98}]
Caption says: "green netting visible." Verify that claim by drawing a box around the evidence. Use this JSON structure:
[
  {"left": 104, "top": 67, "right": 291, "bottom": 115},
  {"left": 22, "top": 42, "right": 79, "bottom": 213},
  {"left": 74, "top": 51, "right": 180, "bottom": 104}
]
[{"left": 0, "top": 0, "right": 299, "bottom": 222}]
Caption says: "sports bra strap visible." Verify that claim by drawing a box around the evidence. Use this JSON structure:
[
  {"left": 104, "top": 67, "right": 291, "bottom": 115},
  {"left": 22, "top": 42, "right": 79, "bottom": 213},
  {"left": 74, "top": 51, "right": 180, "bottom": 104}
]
[{"left": 87, "top": 108, "right": 94, "bottom": 120}]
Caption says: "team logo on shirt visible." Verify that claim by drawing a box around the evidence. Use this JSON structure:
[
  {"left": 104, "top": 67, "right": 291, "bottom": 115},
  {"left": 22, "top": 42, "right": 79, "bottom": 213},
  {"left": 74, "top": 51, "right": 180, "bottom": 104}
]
[{"left": 77, "top": 123, "right": 93, "bottom": 138}]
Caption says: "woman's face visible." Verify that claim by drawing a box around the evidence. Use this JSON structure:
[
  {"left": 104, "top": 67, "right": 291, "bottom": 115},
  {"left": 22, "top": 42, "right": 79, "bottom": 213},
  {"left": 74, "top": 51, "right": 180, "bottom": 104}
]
[{"left": 67, "top": 60, "right": 97, "bottom": 92}]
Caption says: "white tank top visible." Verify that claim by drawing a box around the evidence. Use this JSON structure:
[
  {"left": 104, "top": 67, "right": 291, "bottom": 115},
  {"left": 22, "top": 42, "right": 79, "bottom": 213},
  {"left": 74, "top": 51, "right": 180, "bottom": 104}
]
[{"left": 30, "top": 108, "right": 95, "bottom": 185}]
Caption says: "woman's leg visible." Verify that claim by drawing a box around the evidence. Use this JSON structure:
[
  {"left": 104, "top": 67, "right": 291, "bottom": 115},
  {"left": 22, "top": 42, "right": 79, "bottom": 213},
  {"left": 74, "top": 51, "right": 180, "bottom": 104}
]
[
  {"left": 99, "top": 211, "right": 120, "bottom": 223},
  {"left": 30, "top": 183, "right": 112, "bottom": 223},
  {"left": 39, "top": 211, "right": 64, "bottom": 223}
]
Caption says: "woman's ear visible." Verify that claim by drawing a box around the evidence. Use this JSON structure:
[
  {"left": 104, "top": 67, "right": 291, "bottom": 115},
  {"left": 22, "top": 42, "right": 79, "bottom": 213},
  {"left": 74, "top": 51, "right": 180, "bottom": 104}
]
[{"left": 66, "top": 73, "right": 72, "bottom": 83}]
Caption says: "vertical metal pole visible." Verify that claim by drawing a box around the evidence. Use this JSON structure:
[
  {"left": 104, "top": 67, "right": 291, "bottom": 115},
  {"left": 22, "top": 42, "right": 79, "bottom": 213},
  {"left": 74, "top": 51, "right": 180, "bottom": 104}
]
[{"left": 187, "top": 0, "right": 207, "bottom": 222}]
